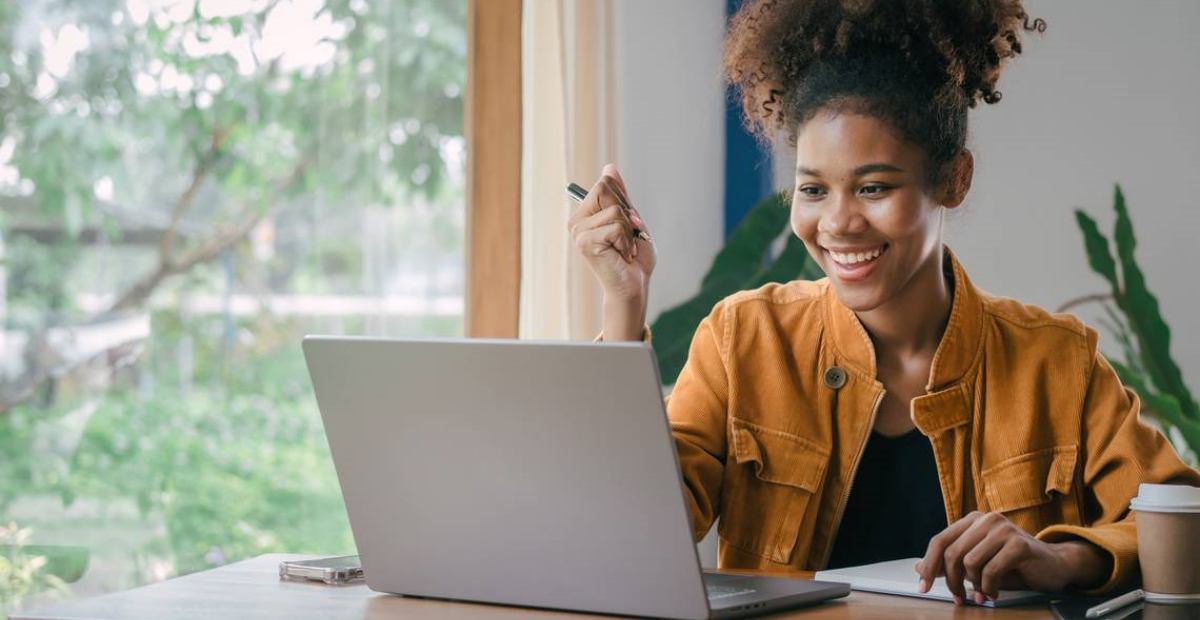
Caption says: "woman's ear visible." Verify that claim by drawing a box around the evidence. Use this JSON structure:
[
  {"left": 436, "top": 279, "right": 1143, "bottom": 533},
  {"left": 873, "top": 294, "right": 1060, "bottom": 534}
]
[{"left": 939, "top": 149, "right": 974, "bottom": 208}]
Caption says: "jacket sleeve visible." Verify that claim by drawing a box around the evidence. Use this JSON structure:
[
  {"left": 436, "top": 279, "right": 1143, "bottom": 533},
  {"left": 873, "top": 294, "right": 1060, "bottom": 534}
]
[
  {"left": 665, "top": 301, "right": 732, "bottom": 542},
  {"left": 593, "top": 306, "right": 730, "bottom": 541},
  {"left": 1035, "top": 344, "right": 1200, "bottom": 594}
]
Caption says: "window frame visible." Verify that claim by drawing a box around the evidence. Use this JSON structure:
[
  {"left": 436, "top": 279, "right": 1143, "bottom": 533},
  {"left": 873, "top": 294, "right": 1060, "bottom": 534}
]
[{"left": 465, "top": 0, "right": 522, "bottom": 338}]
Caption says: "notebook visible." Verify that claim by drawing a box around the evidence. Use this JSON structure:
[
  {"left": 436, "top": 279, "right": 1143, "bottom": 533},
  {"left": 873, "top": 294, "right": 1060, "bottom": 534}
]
[{"left": 814, "top": 558, "right": 1048, "bottom": 608}]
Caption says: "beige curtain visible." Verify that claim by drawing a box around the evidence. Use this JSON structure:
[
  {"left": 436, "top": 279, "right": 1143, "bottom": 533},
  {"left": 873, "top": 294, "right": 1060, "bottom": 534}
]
[{"left": 519, "top": 0, "right": 618, "bottom": 339}]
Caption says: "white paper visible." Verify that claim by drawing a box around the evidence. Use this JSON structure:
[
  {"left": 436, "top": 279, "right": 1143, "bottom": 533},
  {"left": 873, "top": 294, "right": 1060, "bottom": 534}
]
[{"left": 814, "top": 558, "right": 1047, "bottom": 608}]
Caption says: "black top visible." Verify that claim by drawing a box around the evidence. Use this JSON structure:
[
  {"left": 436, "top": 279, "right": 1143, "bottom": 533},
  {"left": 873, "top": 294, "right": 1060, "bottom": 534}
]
[{"left": 824, "top": 428, "right": 947, "bottom": 569}]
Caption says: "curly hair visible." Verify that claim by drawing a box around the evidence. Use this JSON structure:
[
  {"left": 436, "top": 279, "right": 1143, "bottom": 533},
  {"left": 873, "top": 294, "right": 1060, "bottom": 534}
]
[{"left": 723, "top": 0, "right": 1046, "bottom": 187}]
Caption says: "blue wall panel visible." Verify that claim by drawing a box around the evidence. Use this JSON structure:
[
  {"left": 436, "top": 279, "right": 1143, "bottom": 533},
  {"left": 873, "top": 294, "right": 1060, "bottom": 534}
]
[{"left": 723, "top": 0, "right": 775, "bottom": 238}]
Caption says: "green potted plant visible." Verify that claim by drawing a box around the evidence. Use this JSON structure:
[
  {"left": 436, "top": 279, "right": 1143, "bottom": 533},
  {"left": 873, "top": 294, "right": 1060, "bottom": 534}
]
[
  {"left": 649, "top": 192, "right": 823, "bottom": 385},
  {"left": 1065, "top": 185, "right": 1199, "bottom": 465}
]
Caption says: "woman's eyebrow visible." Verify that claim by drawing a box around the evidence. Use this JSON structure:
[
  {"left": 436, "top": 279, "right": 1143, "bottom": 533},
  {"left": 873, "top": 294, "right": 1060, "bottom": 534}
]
[
  {"left": 796, "top": 163, "right": 906, "bottom": 177},
  {"left": 853, "top": 163, "right": 905, "bottom": 175}
]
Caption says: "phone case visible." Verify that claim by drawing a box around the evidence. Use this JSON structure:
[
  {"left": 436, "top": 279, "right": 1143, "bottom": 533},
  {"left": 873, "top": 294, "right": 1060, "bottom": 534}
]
[{"left": 278, "top": 556, "right": 364, "bottom": 585}]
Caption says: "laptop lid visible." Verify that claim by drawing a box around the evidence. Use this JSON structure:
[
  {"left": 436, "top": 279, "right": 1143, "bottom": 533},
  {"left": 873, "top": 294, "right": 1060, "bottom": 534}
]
[{"left": 303, "top": 336, "right": 711, "bottom": 620}]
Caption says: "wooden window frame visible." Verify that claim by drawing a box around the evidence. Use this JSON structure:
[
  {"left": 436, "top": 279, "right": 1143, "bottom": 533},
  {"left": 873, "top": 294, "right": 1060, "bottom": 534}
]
[{"left": 465, "top": 0, "right": 522, "bottom": 338}]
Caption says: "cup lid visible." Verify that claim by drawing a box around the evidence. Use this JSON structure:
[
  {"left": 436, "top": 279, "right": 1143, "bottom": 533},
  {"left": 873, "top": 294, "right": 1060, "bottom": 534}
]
[{"left": 1130, "top": 483, "right": 1200, "bottom": 513}]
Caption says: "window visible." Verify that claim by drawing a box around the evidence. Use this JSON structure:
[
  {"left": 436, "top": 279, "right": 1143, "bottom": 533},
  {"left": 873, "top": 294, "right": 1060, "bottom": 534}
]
[{"left": 0, "top": 0, "right": 466, "bottom": 611}]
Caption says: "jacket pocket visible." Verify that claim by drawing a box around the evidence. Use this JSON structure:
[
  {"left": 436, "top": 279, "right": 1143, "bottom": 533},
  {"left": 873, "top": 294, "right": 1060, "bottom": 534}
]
[
  {"left": 719, "top": 417, "right": 829, "bottom": 565},
  {"left": 981, "top": 445, "right": 1078, "bottom": 526}
]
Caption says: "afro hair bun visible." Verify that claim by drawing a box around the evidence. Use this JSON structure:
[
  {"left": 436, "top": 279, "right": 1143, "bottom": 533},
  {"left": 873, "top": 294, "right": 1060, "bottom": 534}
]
[{"left": 723, "top": 0, "right": 1047, "bottom": 139}]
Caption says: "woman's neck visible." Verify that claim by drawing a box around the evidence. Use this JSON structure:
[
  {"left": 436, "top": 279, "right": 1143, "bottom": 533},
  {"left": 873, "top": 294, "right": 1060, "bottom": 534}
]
[{"left": 856, "top": 249, "right": 954, "bottom": 360}]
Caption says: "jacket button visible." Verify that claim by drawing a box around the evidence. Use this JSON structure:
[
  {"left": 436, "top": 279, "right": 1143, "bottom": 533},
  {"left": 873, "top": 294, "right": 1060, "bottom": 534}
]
[{"left": 824, "top": 366, "right": 847, "bottom": 390}]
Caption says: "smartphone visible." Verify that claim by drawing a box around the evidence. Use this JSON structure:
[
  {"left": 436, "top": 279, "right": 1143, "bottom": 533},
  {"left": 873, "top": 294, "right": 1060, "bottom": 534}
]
[{"left": 278, "top": 555, "right": 364, "bottom": 585}]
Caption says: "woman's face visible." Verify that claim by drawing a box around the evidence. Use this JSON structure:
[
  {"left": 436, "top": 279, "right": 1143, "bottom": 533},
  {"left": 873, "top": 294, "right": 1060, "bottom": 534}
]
[{"left": 790, "top": 110, "right": 966, "bottom": 312}]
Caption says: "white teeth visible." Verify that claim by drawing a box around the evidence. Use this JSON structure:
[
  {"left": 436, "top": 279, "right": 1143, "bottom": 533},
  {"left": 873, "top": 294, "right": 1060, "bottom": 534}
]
[{"left": 829, "top": 246, "right": 885, "bottom": 265}]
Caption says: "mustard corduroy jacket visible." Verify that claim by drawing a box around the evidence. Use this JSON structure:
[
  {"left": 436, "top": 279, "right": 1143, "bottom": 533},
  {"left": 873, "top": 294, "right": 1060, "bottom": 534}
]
[{"left": 665, "top": 248, "right": 1200, "bottom": 594}]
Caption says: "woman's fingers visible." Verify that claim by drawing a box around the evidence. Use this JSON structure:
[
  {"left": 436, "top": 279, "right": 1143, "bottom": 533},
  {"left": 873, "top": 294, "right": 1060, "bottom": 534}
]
[
  {"left": 576, "top": 221, "right": 634, "bottom": 263},
  {"left": 567, "top": 164, "right": 647, "bottom": 241},
  {"left": 566, "top": 165, "right": 655, "bottom": 270},
  {"left": 920, "top": 512, "right": 1031, "bottom": 605},
  {"left": 602, "top": 163, "right": 630, "bottom": 199},
  {"left": 962, "top": 528, "right": 1010, "bottom": 601},
  {"left": 589, "top": 203, "right": 635, "bottom": 237},
  {"left": 567, "top": 173, "right": 623, "bottom": 230},
  {"left": 597, "top": 167, "right": 644, "bottom": 237},
  {"left": 566, "top": 189, "right": 601, "bottom": 230},
  {"left": 575, "top": 204, "right": 634, "bottom": 255},
  {"left": 602, "top": 175, "right": 632, "bottom": 213},
  {"left": 980, "top": 538, "right": 1027, "bottom": 600},
  {"left": 628, "top": 205, "right": 652, "bottom": 237},
  {"left": 917, "top": 511, "right": 981, "bottom": 593},
  {"left": 941, "top": 513, "right": 1001, "bottom": 602}
]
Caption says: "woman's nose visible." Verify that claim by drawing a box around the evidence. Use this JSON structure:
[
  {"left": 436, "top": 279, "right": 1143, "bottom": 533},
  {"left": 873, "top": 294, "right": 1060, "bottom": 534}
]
[{"left": 818, "top": 194, "right": 868, "bottom": 236}]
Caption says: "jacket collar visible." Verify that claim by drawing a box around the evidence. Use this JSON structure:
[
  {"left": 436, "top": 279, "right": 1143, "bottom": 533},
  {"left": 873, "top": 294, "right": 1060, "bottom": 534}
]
[{"left": 822, "top": 246, "right": 984, "bottom": 391}]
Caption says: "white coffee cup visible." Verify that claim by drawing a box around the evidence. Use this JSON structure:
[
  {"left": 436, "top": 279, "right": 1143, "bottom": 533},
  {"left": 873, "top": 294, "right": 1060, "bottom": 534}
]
[{"left": 1130, "top": 483, "right": 1200, "bottom": 603}]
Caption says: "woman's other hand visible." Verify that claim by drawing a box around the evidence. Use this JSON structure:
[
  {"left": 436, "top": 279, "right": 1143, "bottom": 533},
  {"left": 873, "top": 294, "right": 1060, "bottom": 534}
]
[{"left": 914, "top": 511, "right": 1109, "bottom": 604}]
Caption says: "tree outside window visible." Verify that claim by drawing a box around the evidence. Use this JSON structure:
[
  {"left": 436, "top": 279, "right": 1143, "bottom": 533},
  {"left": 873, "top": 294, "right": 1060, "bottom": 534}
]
[{"left": 0, "top": 0, "right": 466, "bottom": 612}]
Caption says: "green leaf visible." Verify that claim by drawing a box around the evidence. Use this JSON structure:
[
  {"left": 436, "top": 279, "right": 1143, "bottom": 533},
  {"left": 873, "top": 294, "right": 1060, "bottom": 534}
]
[
  {"left": 652, "top": 287, "right": 732, "bottom": 385},
  {"left": 650, "top": 192, "right": 813, "bottom": 385},
  {"left": 1100, "top": 303, "right": 1140, "bottom": 375},
  {"left": 801, "top": 255, "right": 827, "bottom": 280},
  {"left": 1110, "top": 184, "right": 1198, "bottom": 420},
  {"left": 745, "top": 234, "right": 810, "bottom": 290},
  {"left": 697, "top": 192, "right": 789, "bottom": 292},
  {"left": 58, "top": 485, "right": 75, "bottom": 508},
  {"left": 19, "top": 545, "right": 90, "bottom": 583},
  {"left": 1111, "top": 360, "right": 1200, "bottom": 464},
  {"left": 1073, "top": 209, "right": 1118, "bottom": 290}
]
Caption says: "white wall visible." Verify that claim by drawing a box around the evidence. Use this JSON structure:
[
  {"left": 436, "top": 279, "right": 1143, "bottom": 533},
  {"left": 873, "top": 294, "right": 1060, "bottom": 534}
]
[
  {"left": 614, "top": 0, "right": 727, "bottom": 321},
  {"left": 953, "top": 0, "right": 1200, "bottom": 389}
]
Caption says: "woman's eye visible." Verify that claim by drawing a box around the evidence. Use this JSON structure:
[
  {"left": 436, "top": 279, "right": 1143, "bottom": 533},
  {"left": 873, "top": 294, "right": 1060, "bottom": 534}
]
[
  {"left": 860, "top": 184, "right": 891, "bottom": 196},
  {"left": 799, "top": 186, "right": 825, "bottom": 198}
]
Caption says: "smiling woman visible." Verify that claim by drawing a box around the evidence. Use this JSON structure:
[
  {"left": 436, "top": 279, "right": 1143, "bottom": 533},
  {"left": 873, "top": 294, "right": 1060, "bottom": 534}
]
[
  {"left": 789, "top": 113, "right": 966, "bottom": 321},
  {"left": 569, "top": 0, "right": 1200, "bottom": 606}
]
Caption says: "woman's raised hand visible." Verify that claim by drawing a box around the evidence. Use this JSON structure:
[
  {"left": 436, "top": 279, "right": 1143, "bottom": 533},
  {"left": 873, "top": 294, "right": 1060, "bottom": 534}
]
[{"left": 567, "top": 164, "right": 656, "bottom": 340}]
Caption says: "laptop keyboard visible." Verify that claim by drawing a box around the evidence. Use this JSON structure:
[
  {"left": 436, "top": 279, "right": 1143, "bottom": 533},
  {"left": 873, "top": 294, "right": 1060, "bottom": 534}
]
[{"left": 706, "top": 584, "right": 756, "bottom": 600}]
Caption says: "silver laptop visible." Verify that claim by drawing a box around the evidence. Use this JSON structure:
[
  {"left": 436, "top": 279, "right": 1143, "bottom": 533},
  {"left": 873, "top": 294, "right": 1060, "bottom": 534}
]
[{"left": 302, "top": 336, "right": 850, "bottom": 619}]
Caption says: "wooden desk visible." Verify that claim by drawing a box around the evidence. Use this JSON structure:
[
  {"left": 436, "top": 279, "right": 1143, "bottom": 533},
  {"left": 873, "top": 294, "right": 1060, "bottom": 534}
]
[{"left": 12, "top": 554, "right": 1056, "bottom": 620}]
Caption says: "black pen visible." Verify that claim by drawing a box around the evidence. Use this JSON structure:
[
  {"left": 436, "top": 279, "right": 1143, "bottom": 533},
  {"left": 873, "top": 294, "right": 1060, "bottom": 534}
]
[{"left": 566, "top": 182, "right": 651, "bottom": 242}]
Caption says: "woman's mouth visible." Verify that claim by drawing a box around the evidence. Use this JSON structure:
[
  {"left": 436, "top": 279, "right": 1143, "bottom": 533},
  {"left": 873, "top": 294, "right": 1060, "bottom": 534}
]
[{"left": 825, "top": 244, "right": 889, "bottom": 282}]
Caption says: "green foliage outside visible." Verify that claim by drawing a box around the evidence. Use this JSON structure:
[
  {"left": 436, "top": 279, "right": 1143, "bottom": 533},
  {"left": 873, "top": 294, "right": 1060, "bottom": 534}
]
[
  {"left": 1072, "top": 185, "right": 1199, "bottom": 465},
  {"left": 0, "top": 310, "right": 367, "bottom": 605},
  {"left": 0, "top": 0, "right": 467, "bottom": 611},
  {"left": 0, "top": 523, "right": 71, "bottom": 615}
]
